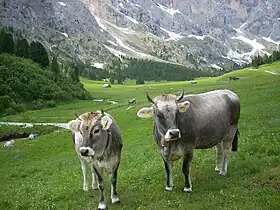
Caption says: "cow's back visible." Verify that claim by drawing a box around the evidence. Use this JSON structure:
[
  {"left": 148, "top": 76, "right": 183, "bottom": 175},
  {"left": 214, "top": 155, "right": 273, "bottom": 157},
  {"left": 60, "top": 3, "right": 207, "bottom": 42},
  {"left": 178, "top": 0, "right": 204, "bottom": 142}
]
[{"left": 178, "top": 90, "right": 240, "bottom": 148}]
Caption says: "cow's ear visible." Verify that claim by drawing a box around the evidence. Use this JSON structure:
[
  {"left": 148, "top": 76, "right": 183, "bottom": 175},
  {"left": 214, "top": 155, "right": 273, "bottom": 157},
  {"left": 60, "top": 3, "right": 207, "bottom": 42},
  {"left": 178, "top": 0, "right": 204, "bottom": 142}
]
[
  {"left": 68, "top": 119, "right": 81, "bottom": 132},
  {"left": 101, "top": 116, "right": 113, "bottom": 130},
  {"left": 137, "top": 107, "right": 153, "bottom": 118},
  {"left": 178, "top": 101, "right": 190, "bottom": 112}
]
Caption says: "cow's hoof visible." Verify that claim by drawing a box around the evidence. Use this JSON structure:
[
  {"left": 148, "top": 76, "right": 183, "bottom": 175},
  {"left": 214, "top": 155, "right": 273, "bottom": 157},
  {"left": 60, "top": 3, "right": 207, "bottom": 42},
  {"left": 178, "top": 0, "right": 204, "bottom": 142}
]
[
  {"left": 111, "top": 197, "right": 120, "bottom": 204},
  {"left": 219, "top": 171, "right": 226, "bottom": 176},
  {"left": 215, "top": 166, "right": 221, "bottom": 172},
  {"left": 97, "top": 203, "right": 106, "bottom": 210},
  {"left": 165, "top": 186, "right": 173, "bottom": 191},
  {"left": 183, "top": 187, "right": 192, "bottom": 193},
  {"left": 83, "top": 185, "right": 89, "bottom": 192},
  {"left": 92, "top": 185, "right": 98, "bottom": 191}
]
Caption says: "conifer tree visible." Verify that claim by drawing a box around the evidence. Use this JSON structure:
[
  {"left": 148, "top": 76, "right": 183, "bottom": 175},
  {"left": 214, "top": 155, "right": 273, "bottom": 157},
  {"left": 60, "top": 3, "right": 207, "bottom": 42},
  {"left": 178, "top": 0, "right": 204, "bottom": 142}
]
[
  {"left": 0, "top": 29, "right": 15, "bottom": 54},
  {"left": 16, "top": 38, "right": 29, "bottom": 58},
  {"left": 29, "top": 41, "right": 49, "bottom": 67},
  {"left": 50, "top": 56, "right": 60, "bottom": 75}
]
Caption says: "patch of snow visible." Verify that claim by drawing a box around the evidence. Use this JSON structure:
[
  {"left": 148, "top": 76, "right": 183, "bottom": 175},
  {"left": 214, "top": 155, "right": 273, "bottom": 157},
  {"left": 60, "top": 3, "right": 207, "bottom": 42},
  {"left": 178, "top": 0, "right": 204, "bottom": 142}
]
[
  {"left": 123, "top": 0, "right": 140, "bottom": 7},
  {"left": 105, "top": 21, "right": 135, "bottom": 34},
  {"left": 160, "top": 27, "right": 184, "bottom": 41},
  {"left": 119, "top": 2, "right": 124, "bottom": 8},
  {"left": 58, "top": 2, "right": 66, "bottom": 6},
  {"left": 231, "top": 35, "right": 270, "bottom": 59},
  {"left": 233, "top": 35, "right": 265, "bottom": 50},
  {"left": 233, "top": 28, "right": 243, "bottom": 34},
  {"left": 104, "top": 44, "right": 127, "bottom": 57},
  {"left": 111, "top": 35, "right": 148, "bottom": 57},
  {"left": 61, "top": 32, "right": 68, "bottom": 38},
  {"left": 223, "top": 50, "right": 249, "bottom": 65},
  {"left": 265, "top": 70, "right": 280, "bottom": 75},
  {"left": 262, "top": 37, "right": 280, "bottom": 45},
  {"left": 93, "top": 15, "right": 107, "bottom": 31},
  {"left": 125, "top": 15, "right": 138, "bottom": 24},
  {"left": 156, "top": 3, "right": 180, "bottom": 16},
  {"left": 210, "top": 64, "right": 222, "bottom": 70},
  {"left": 107, "top": 40, "right": 118, "bottom": 46},
  {"left": 238, "top": 22, "right": 247, "bottom": 30},
  {"left": 93, "top": 63, "right": 104, "bottom": 69},
  {"left": 188, "top": 34, "right": 205, "bottom": 40}
]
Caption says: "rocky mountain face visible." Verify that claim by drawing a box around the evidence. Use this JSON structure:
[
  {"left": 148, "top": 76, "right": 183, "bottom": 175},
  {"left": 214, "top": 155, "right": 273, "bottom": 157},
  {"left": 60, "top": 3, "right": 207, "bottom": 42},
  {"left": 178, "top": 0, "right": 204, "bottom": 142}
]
[{"left": 1, "top": 0, "right": 280, "bottom": 69}]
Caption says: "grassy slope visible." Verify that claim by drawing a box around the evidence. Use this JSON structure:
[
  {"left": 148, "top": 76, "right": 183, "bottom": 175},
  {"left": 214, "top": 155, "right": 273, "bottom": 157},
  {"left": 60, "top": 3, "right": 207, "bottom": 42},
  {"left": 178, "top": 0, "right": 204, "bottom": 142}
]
[{"left": 0, "top": 62, "right": 280, "bottom": 209}]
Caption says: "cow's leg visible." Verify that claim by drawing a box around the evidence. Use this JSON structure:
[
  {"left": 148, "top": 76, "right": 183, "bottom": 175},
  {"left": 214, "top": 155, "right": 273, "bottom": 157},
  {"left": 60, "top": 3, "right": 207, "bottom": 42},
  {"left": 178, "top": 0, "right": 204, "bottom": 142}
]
[
  {"left": 93, "top": 166, "right": 106, "bottom": 210},
  {"left": 110, "top": 165, "right": 120, "bottom": 204},
  {"left": 219, "top": 127, "right": 237, "bottom": 176},
  {"left": 182, "top": 150, "right": 194, "bottom": 192},
  {"left": 163, "top": 159, "right": 174, "bottom": 191},
  {"left": 215, "top": 142, "right": 223, "bottom": 172},
  {"left": 219, "top": 141, "right": 231, "bottom": 176},
  {"left": 90, "top": 164, "right": 98, "bottom": 190},
  {"left": 78, "top": 156, "right": 89, "bottom": 192}
]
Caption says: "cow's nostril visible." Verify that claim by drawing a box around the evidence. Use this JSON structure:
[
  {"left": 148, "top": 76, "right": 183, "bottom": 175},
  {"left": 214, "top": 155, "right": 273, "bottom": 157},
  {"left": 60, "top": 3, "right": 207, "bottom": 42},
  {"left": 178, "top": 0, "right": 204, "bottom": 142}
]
[
  {"left": 170, "top": 130, "right": 179, "bottom": 138},
  {"left": 80, "top": 148, "right": 89, "bottom": 156}
]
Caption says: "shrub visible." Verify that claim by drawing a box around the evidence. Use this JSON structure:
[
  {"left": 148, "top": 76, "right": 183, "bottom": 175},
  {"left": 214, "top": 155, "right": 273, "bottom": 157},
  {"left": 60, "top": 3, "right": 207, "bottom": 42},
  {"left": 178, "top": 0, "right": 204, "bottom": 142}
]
[
  {"left": 45, "top": 100, "right": 56, "bottom": 108},
  {"left": 0, "top": 53, "right": 92, "bottom": 116}
]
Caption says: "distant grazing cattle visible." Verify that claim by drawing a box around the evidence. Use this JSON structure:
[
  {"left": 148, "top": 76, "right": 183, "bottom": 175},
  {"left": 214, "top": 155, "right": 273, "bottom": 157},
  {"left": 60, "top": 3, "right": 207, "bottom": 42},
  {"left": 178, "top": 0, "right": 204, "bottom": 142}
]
[
  {"left": 68, "top": 110, "right": 123, "bottom": 210},
  {"left": 128, "top": 98, "right": 136, "bottom": 105},
  {"left": 137, "top": 89, "right": 240, "bottom": 193},
  {"left": 229, "top": 76, "right": 240, "bottom": 80},
  {"left": 190, "top": 80, "right": 197, "bottom": 84}
]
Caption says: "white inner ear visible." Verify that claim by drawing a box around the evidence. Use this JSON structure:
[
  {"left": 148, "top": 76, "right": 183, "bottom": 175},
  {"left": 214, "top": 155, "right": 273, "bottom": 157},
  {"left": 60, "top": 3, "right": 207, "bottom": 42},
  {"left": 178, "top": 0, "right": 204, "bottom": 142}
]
[
  {"left": 137, "top": 107, "right": 153, "bottom": 118},
  {"left": 101, "top": 116, "right": 113, "bottom": 130},
  {"left": 178, "top": 101, "right": 190, "bottom": 112},
  {"left": 68, "top": 119, "right": 81, "bottom": 132}
]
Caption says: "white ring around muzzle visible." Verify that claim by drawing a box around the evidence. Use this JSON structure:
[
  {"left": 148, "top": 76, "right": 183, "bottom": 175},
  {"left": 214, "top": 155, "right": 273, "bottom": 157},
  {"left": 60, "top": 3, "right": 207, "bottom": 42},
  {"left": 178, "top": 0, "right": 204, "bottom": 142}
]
[
  {"left": 164, "top": 129, "right": 181, "bottom": 141},
  {"left": 79, "top": 147, "right": 95, "bottom": 156}
]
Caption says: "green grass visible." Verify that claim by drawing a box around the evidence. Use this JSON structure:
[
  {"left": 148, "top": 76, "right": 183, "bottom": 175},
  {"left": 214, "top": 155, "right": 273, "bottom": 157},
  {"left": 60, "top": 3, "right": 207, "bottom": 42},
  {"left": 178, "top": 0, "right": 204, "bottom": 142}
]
[{"left": 0, "top": 62, "right": 280, "bottom": 209}]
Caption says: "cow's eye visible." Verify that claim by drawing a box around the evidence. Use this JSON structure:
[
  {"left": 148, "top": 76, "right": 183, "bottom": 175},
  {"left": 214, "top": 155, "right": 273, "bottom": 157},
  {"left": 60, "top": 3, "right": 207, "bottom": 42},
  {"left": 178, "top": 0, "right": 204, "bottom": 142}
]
[{"left": 94, "top": 129, "right": 100, "bottom": 134}]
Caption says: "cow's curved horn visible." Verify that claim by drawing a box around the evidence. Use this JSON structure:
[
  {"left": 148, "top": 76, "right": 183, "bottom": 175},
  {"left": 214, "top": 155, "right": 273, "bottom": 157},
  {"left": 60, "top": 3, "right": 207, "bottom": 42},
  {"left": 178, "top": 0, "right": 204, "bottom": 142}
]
[
  {"left": 75, "top": 113, "right": 82, "bottom": 121},
  {"left": 101, "top": 108, "right": 105, "bottom": 116},
  {"left": 176, "top": 89, "right": 184, "bottom": 102},
  {"left": 146, "top": 91, "right": 155, "bottom": 104}
]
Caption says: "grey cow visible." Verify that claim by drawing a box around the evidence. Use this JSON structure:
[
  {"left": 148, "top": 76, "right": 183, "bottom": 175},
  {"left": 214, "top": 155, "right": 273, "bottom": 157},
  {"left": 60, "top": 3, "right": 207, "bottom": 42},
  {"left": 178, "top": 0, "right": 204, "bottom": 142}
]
[
  {"left": 68, "top": 110, "right": 123, "bottom": 210},
  {"left": 137, "top": 89, "right": 240, "bottom": 192}
]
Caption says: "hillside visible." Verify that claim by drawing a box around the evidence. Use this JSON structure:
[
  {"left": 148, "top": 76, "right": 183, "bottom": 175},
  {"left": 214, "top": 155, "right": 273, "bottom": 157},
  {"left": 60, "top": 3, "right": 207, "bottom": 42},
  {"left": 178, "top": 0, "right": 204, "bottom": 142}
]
[
  {"left": 1, "top": 0, "right": 279, "bottom": 70},
  {"left": 0, "top": 53, "right": 91, "bottom": 117},
  {"left": 0, "top": 61, "right": 279, "bottom": 209}
]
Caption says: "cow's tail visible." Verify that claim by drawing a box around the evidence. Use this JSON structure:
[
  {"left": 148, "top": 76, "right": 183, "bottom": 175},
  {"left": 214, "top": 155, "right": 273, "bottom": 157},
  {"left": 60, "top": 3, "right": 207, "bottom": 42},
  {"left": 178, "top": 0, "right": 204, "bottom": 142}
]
[{"left": 231, "top": 129, "right": 239, "bottom": 152}]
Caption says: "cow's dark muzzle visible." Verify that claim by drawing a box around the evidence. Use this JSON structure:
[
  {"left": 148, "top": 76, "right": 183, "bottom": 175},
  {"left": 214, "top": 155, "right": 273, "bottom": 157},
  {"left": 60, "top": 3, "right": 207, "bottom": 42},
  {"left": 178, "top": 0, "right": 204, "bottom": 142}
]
[
  {"left": 80, "top": 148, "right": 89, "bottom": 156},
  {"left": 169, "top": 130, "right": 180, "bottom": 138}
]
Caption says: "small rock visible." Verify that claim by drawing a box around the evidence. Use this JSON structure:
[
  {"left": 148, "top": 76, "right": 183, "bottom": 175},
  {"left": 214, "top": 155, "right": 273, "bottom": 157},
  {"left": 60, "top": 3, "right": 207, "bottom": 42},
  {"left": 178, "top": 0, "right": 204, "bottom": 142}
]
[
  {"left": 4, "top": 140, "right": 15, "bottom": 148},
  {"left": 29, "top": 133, "right": 39, "bottom": 140}
]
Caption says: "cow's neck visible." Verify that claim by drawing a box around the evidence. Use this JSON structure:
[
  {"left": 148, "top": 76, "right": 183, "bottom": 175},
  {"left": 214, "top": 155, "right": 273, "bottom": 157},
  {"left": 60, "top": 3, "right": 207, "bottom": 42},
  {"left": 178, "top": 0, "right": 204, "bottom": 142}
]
[{"left": 96, "top": 131, "right": 111, "bottom": 161}]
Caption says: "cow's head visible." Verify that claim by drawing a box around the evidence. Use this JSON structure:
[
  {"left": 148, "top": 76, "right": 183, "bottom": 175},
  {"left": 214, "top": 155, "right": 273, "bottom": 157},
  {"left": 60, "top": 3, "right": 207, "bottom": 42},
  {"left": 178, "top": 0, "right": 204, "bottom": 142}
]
[
  {"left": 137, "top": 89, "right": 190, "bottom": 142},
  {"left": 68, "top": 109, "right": 112, "bottom": 157}
]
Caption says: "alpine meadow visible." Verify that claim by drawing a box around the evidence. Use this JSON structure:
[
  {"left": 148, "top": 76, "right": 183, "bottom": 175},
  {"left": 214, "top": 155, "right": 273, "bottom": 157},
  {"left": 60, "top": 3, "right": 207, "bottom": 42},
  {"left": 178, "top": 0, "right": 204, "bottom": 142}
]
[{"left": 0, "top": 61, "right": 280, "bottom": 210}]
